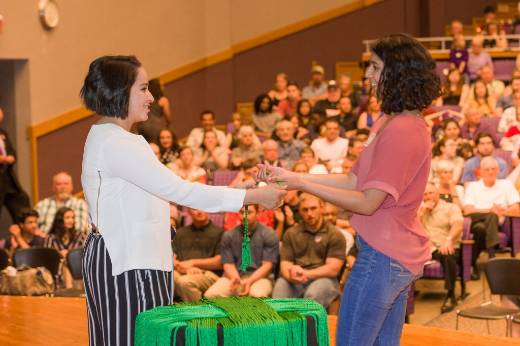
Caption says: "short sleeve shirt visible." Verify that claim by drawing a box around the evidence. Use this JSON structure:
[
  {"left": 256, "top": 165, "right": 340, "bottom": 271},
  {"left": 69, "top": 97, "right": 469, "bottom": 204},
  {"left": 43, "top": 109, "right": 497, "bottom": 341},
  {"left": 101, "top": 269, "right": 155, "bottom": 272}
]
[
  {"left": 220, "top": 223, "right": 279, "bottom": 276},
  {"left": 463, "top": 179, "right": 520, "bottom": 209},
  {"left": 420, "top": 200, "right": 464, "bottom": 251},
  {"left": 281, "top": 222, "right": 346, "bottom": 269},
  {"left": 172, "top": 221, "right": 223, "bottom": 261},
  {"left": 351, "top": 114, "right": 432, "bottom": 274}
]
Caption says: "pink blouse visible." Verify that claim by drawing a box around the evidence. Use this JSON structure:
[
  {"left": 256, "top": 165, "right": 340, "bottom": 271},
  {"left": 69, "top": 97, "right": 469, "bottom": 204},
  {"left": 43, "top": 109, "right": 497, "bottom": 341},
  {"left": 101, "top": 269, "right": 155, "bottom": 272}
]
[{"left": 351, "top": 114, "right": 431, "bottom": 274}]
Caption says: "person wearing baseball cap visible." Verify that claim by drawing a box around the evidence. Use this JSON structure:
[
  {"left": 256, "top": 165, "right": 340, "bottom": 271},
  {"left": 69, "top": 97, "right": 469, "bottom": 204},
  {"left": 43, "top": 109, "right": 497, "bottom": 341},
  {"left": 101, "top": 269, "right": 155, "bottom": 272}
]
[{"left": 302, "top": 64, "right": 328, "bottom": 105}]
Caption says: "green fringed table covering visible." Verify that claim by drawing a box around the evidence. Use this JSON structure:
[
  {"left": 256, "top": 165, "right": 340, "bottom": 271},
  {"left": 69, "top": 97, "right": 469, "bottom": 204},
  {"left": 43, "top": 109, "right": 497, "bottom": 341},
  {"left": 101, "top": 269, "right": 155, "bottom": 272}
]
[{"left": 135, "top": 297, "right": 330, "bottom": 346}]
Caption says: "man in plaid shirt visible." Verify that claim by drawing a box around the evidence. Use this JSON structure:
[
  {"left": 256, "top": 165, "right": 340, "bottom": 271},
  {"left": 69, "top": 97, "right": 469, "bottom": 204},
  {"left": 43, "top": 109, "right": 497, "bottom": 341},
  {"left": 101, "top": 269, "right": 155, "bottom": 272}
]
[{"left": 35, "top": 172, "right": 89, "bottom": 235}]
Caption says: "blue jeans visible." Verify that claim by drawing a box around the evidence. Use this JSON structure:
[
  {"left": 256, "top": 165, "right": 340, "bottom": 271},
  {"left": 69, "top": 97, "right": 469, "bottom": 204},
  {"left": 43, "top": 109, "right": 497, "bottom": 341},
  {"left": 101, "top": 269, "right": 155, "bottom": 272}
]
[{"left": 336, "top": 236, "right": 420, "bottom": 346}]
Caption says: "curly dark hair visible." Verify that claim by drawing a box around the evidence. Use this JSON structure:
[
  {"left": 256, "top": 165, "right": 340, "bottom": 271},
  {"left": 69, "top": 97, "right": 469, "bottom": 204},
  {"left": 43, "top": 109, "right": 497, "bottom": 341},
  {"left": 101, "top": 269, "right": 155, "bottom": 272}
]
[
  {"left": 371, "top": 34, "right": 441, "bottom": 114},
  {"left": 253, "top": 93, "right": 273, "bottom": 114}
]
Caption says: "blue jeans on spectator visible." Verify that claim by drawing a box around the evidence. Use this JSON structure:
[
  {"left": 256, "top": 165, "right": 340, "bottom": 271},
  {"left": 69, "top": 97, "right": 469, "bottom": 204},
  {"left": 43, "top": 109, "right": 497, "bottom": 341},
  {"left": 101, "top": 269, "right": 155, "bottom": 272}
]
[
  {"left": 336, "top": 235, "right": 420, "bottom": 346},
  {"left": 272, "top": 276, "right": 339, "bottom": 308}
]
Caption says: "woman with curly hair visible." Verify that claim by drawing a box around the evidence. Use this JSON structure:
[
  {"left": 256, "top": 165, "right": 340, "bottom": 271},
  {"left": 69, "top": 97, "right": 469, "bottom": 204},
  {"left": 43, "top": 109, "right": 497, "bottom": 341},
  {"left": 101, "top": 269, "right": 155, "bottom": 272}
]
[{"left": 258, "top": 34, "right": 440, "bottom": 345}]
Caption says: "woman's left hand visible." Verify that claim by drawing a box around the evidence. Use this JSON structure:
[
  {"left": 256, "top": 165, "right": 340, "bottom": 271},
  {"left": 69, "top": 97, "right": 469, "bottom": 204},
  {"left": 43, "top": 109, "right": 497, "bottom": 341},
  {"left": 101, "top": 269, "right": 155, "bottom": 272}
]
[{"left": 257, "top": 163, "right": 302, "bottom": 190}]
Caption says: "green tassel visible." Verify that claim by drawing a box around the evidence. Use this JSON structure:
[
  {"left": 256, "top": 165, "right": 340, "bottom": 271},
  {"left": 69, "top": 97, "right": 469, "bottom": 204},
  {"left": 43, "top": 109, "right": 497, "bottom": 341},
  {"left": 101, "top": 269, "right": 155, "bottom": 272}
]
[{"left": 240, "top": 207, "right": 251, "bottom": 272}]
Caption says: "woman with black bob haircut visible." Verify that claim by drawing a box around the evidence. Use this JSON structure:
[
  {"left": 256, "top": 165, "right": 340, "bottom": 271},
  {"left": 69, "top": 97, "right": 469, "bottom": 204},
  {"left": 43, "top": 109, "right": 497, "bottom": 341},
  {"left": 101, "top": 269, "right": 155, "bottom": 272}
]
[
  {"left": 80, "top": 55, "right": 285, "bottom": 345},
  {"left": 257, "top": 34, "right": 440, "bottom": 345}
]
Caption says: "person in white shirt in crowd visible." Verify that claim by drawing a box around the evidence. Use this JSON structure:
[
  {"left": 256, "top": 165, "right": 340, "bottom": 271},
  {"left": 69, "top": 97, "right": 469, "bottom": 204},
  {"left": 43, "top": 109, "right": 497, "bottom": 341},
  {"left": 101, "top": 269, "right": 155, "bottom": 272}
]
[
  {"left": 498, "top": 91, "right": 520, "bottom": 134},
  {"left": 79, "top": 55, "right": 285, "bottom": 345},
  {"left": 463, "top": 156, "right": 520, "bottom": 279},
  {"left": 302, "top": 64, "right": 328, "bottom": 105},
  {"left": 35, "top": 171, "right": 89, "bottom": 235},
  {"left": 186, "top": 110, "right": 227, "bottom": 149},
  {"left": 311, "top": 119, "right": 349, "bottom": 173}
]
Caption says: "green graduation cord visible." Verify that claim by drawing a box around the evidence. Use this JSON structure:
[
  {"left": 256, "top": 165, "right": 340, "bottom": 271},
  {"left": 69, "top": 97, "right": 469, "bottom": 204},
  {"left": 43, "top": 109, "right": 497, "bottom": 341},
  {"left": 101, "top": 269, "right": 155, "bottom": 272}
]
[{"left": 240, "top": 207, "right": 251, "bottom": 272}]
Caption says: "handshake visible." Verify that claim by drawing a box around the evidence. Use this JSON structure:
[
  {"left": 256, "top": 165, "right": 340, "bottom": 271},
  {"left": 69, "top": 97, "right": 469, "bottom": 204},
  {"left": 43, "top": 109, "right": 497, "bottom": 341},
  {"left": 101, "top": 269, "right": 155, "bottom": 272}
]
[{"left": 239, "top": 164, "right": 303, "bottom": 210}]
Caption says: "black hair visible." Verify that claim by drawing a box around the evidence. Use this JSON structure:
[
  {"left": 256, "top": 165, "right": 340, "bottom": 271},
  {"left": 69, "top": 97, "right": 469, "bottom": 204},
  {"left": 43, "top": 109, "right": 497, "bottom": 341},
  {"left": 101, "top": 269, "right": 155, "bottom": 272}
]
[
  {"left": 80, "top": 55, "right": 142, "bottom": 119},
  {"left": 148, "top": 78, "right": 164, "bottom": 99},
  {"left": 356, "top": 128, "right": 370, "bottom": 136},
  {"left": 287, "top": 81, "right": 300, "bottom": 89},
  {"left": 483, "top": 5, "right": 495, "bottom": 15},
  {"left": 254, "top": 93, "right": 273, "bottom": 114},
  {"left": 200, "top": 110, "right": 215, "bottom": 120},
  {"left": 17, "top": 208, "right": 39, "bottom": 225},
  {"left": 475, "top": 132, "right": 495, "bottom": 146},
  {"left": 157, "top": 128, "right": 179, "bottom": 154},
  {"left": 296, "top": 99, "right": 312, "bottom": 117},
  {"left": 48, "top": 207, "right": 75, "bottom": 242},
  {"left": 442, "top": 117, "right": 461, "bottom": 132},
  {"left": 371, "top": 34, "right": 441, "bottom": 114}
]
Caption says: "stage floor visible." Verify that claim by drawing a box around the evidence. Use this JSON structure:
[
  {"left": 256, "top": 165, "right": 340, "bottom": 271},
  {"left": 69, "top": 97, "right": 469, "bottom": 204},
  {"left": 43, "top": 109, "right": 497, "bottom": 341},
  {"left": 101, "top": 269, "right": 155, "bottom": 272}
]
[{"left": 0, "top": 296, "right": 519, "bottom": 346}]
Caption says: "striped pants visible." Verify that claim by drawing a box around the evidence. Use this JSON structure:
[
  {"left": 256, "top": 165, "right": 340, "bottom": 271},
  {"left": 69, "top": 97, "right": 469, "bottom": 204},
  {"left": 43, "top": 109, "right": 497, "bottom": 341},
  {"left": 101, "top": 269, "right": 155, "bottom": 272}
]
[{"left": 82, "top": 233, "right": 173, "bottom": 346}]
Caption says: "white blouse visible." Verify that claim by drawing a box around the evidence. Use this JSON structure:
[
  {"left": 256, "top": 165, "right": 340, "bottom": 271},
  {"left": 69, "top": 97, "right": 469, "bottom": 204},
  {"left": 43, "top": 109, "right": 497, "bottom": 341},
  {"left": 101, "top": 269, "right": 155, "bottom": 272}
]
[{"left": 81, "top": 123, "right": 245, "bottom": 275}]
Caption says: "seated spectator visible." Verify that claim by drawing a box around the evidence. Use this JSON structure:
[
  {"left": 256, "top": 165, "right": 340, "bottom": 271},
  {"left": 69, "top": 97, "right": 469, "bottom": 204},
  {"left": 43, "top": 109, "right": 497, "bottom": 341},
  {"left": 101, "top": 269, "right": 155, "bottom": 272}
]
[
  {"left": 292, "top": 161, "right": 309, "bottom": 174},
  {"left": 149, "top": 142, "right": 160, "bottom": 160},
  {"left": 311, "top": 119, "right": 349, "bottom": 172},
  {"left": 467, "top": 36, "right": 493, "bottom": 82},
  {"left": 479, "top": 65, "right": 505, "bottom": 101},
  {"left": 479, "top": 5, "right": 496, "bottom": 33},
  {"left": 347, "top": 137, "right": 365, "bottom": 159},
  {"left": 169, "top": 146, "right": 206, "bottom": 183},
  {"left": 268, "top": 72, "right": 289, "bottom": 108},
  {"left": 498, "top": 91, "right": 520, "bottom": 134},
  {"left": 252, "top": 94, "right": 281, "bottom": 138},
  {"left": 225, "top": 112, "right": 241, "bottom": 149},
  {"left": 35, "top": 172, "right": 89, "bottom": 235},
  {"left": 322, "top": 202, "right": 355, "bottom": 257},
  {"left": 431, "top": 138, "right": 464, "bottom": 184},
  {"left": 435, "top": 160, "right": 465, "bottom": 210},
  {"left": 357, "top": 96, "right": 383, "bottom": 129},
  {"left": 275, "top": 120, "right": 306, "bottom": 169},
  {"left": 287, "top": 114, "right": 310, "bottom": 142},
  {"left": 342, "top": 154, "right": 357, "bottom": 174},
  {"left": 261, "top": 139, "right": 284, "bottom": 168},
  {"left": 272, "top": 193, "right": 345, "bottom": 308},
  {"left": 299, "top": 147, "right": 328, "bottom": 174},
  {"left": 230, "top": 126, "right": 262, "bottom": 169},
  {"left": 449, "top": 35, "right": 469, "bottom": 77},
  {"left": 277, "top": 82, "right": 301, "bottom": 117},
  {"left": 441, "top": 68, "right": 469, "bottom": 106},
  {"left": 136, "top": 79, "right": 171, "bottom": 142},
  {"left": 484, "top": 22, "right": 508, "bottom": 49},
  {"left": 186, "top": 110, "right": 227, "bottom": 149},
  {"left": 157, "top": 128, "right": 180, "bottom": 165},
  {"left": 463, "top": 79, "right": 496, "bottom": 116},
  {"left": 496, "top": 76, "right": 520, "bottom": 114},
  {"left": 5, "top": 208, "right": 46, "bottom": 255},
  {"left": 194, "top": 130, "right": 229, "bottom": 174},
  {"left": 275, "top": 189, "right": 303, "bottom": 237},
  {"left": 205, "top": 205, "right": 279, "bottom": 298},
  {"left": 338, "top": 74, "right": 362, "bottom": 109},
  {"left": 419, "top": 183, "right": 463, "bottom": 313},
  {"left": 355, "top": 128, "right": 370, "bottom": 143},
  {"left": 173, "top": 208, "right": 224, "bottom": 301},
  {"left": 460, "top": 108, "right": 496, "bottom": 143},
  {"left": 296, "top": 99, "right": 313, "bottom": 131},
  {"left": 302, "top": 64, "right": 327, "bottom": 105},
  {"left": 461, "top": 133, "right": 508, "bottom": 184},
  {"left": 439, "top": 118, "right": 464, "bottom": 148},
  {"left": 44, "top": 207, "right": 86, "bottom": 288},
  {"left": 450, "top": 20, "right": 464, "bottom": 37},
  {"left": 332, "top": 96, "right": 358, "bottom": 138},
  {"left": 312, "top": 80, "right": 341, "bottom": 117},
  {"left": 463, "top": 157, "right": 520, "bottom": 279}
]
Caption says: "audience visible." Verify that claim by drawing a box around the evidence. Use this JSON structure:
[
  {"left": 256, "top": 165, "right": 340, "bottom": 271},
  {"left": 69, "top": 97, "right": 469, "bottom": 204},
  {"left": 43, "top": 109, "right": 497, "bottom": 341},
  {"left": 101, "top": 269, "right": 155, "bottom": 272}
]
[
  {"left": 168, "top": 146, "right": 206, "bottom": 183},
  {"left": 312, "top": 80, "right": 342, "bottom": 117},
  {"left": 467, "top": 36, "right": 493, "bottom": 82},
  {"left": 419, "top": 183, "right": 464, "bottom": 313},
  {"left": 186, "top": 110, "right": 227, "bottom": 149},
  {"left": 4, "top": 208, "right": 46, "bottom": 255},
  {"left": 44, "top": 207, "right": 86, "bottom": 288},
  {"left": 275, "top": 119, "right": 306, "bottom": 169},
  {"left": 136, "top": 78, "right": 171, "bottom": 142},
  {"left": 157, "top": 128, "right": 180, "bottom": 165},
  {"left": 252, "top": 94, "right": 281, "bottom": 138},
  {"left": 310, "top": 119, "right": 349, "bottom": 173},
  {"left": 193, "top": 130, "right": 229, "bottom": 175},
  {"left": 205, "top": 205, "right": 279, "bottom": 298},
  {"left": 272, "top": 193, "right": 345, "bottom": 308},
  {"left": 268, "top": 73, "right": 289, "bottom": 107},
  {"left": 461, "top": 133, "right": 508, "bottom": 184},
  {"left": 261, "top": 139, "right": 284, "bottom": 167},
  {"left": 463, "top": 157, "right": 520, "bottom": 279},
  {"left": 277, "top": 82, "right": 301, "bottom": 117},
  {"left": 357, "top": 95, "right": 383, "bottom": 129},
  {"left": 35, "top": 172, "right": 89, "bottom": 235},
  {"left": 431, "top": 138, "right": 464, "bottom": 184},
  {"left": 173, "top": 208, "right": 223, "bottom": 301},
  {"left": 230, "top": 126, "right": 262, "bottom": 169},
  {"left": 448, "top": 35, "right": 468, "bottom": 77},
  {"left": 302, "top": 64, "right": 327, "bottom": 105}
]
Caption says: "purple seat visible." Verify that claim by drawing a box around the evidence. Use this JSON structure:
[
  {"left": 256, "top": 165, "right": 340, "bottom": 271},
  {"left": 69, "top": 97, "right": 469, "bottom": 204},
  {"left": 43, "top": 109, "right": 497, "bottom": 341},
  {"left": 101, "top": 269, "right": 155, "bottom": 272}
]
[
  {"left": 493, "top": 60, "right": 516, "bottom": 81},
  {"left": 481, "top": 117, "right": 503, "bottom": 145},
  {"left": 212, "top": 169, "right": 239, "bottom": 186},
  {"left": 499, "top": 217, "right": 520, "bottom": 256}
]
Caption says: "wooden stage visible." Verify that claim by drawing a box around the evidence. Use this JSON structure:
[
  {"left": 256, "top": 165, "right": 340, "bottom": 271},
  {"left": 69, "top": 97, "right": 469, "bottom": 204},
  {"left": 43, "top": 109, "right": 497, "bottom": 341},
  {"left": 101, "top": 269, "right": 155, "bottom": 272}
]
[{"left": 0, "top": 296, "right": 519, "bottom": 346}]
